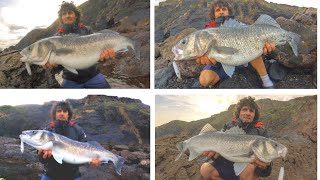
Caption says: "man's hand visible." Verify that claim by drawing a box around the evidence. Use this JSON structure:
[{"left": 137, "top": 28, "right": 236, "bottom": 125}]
[
  {"left": 202, "top": 151, "right": 219, "bottom": 159},
  {"left": 42, "top": 63, "right": 57, "bottom": 70},
  {"left": 38, "top": 148, "right": 52, "bottom": 159},
  {"left": 99, "top": 48, "right": 115, "bottom": 61},
  {"left": 196, "top": 54, "right": 217, "bottom": 65},
  {"left": 89, "top": 158, "right": 101, "bottom": 167},
  {"left": 251, "top": 158, "right": 270, "bottom": 169},
  {"left": 263, "top": 42, "right": 276, "bottom": 55}
]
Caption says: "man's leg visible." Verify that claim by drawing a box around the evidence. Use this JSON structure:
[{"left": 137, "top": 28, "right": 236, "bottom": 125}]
[
  {"left": 40, "top": 175, "right": 52, "bottom": 180},
  {"left": 239, "top": 164, "right": 259, "bottom": 180},
  {"left": 250, "top": 56, "right": 274, "bottom": 88},
  {"left": 199, "top": 70, "right": 220, "bottom": 87},
  {"left": 200, "top": 163, "right": 224, "bottom": 180},
  {"left": 62, "top": 79, "right": 84, "bottom": 88},
  {"left": 84, "top": 73, "right": 111, "bottom": 89}
]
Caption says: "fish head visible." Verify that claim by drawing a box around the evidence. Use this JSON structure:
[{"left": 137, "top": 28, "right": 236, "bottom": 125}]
[
  {"left": 172, "top": 30, "right": 215, "bottom": 61},
  {"left": 20, "top": 39, "right": 54, "bottom": 65},
  {"left": 252, "top": 138, "right": 288, "bottom": 162},
  {"left": 20, "top": 130, "right": 54, "bottom": 147}
]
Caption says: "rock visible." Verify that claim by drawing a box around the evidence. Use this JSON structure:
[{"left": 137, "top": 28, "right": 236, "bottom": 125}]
[
  {"left": 174, "top": 60, "right": 204, "bottom": 78},
  {"left": 155, "top": 66, "right": 175, "bottom": 88},
  {"left": 276, "top": 16, "right": 317, "bottom": 69},
  {"left": 155, "top": 44, "right": 160, "bottom": 58},
  {"left": 267, "top": 60, "right": 288, "bottom": 81},
  {"left": 114, "top": 144, "right": 130, "bottom": 151},
  {"left": 0, "top": 71, "right": 7, "bottom": 87}
]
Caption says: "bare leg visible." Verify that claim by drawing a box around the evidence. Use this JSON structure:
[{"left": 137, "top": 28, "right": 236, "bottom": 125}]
[
  {"left": 200, "top": 163, "right": 224, "bottom": 180},
  {"left": 250, "top": 56, "right": 267, "bottom": 76},
  {"left": 199, "top": 70, "right": 220, "bottom": 87},
  {"left": 250, "top": 56, "right": 273, "bottom": 88},
  {"left": 239, "top": 164, "right": 259, "bottom": 180}
]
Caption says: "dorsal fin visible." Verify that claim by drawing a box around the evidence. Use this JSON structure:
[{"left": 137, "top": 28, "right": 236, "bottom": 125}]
[
  {"left": 220, "top": 19, "right": 247, "bottom": 28},
  {"left": 199, "top": 123, "right": 217, "bottom": 134},
  {"left": 253, "top": 14, "right": 281, "bottom": 28},
  {"left": 225, "top": 126, "right": 246, "bottom": 135}
]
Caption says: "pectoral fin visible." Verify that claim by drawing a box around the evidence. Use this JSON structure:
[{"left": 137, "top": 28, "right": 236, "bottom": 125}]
[
  {"left": 221, "top": 64, "right": 235, "bottom": 77},
  {"left": 188, "top": 150, "right": 201, "bottom": 161},
  {"left": 63, "top": 65, "right": 78, "bottom": 75},
  {"left": 52, "top": 151, "right": 64, "bottom": 164},
  {"left": 233, "top": 162, "right": 248, "bottom": 176}
]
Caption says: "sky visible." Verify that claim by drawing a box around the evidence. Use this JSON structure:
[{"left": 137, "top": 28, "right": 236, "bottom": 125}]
[
  {"left": 155, "top": 94, "right": 309, "bottom": 127},
  {"left": 0, "top": 89, "right": 152, "bottom": 106},
  {"left": 0, "top": 0, "right": 88, "bottom": 50}
]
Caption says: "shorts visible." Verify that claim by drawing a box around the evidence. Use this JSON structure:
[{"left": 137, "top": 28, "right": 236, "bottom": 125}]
[
  {"left": 210, "top": 157, "right": 239, "bottom": 180},
  {"left": 202, "top": 63, "right": 246, "bottom": 80}
]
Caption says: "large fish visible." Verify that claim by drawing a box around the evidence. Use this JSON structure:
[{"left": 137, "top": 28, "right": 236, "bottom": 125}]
[
  {"left": 172, "top": 14, "right": 300, "bottom": 77},
  {"left": 20, "top": 29, "right": 140, "bottom": 75},
  {"left": 175, "top": 124, "right": 287, "bottom": 176},
  {"left": 20, "top": 130, "right": 125, "bottom": 175}
]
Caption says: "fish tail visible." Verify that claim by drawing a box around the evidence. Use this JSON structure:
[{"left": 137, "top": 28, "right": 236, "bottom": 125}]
[
  {"left": 25, "top": 62, "right": 32, "bottom": 75},
  {"left": 287, "top": 31, "right": 300, "bottom": 56},
  {"left": 114, "top": 156, "right": 125, "bottom": 175},
  {"left": 175, "top": 141, "right": 186, "bottom": 161}
]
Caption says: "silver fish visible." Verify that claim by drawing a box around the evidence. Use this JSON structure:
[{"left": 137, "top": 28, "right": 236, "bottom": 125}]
[
  {"left": 20, "top": 29, "right": 140, "bottom": 75},
  {"left": 20, "top": 130, "right": 125, "bottom": 175},
  {"left": 172, "top": 14, "right": 300, "bottom": 77},
  {"left": 175, "top": 124, "right": 287, "bottom": 176}
]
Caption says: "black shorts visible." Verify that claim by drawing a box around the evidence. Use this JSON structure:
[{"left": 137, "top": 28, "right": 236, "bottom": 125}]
[{"left": 210, "top": 157, "right": 239, "bottom": 180}]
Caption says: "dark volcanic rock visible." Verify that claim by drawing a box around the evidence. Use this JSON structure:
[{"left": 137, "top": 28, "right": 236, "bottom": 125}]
[
  {"left": 1, "top": 0, "right": 150, "bottom": 88},
  {"left": 155, "top": 0, "right": 316, "bottom": 89},
  {"left": 0, "top": 95, "right": 150, "bottom": 179}
]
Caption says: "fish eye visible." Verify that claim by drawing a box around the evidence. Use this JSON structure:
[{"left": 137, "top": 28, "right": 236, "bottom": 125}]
[{"left": 181, "top": 39, "right": 187, "bottom": 45}]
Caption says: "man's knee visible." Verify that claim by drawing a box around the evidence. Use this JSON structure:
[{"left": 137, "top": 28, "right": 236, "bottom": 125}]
[
  {"left": 200, "top": 163, "right": 220, "bottom": 179},
  {"left": 240, "top": 164, "right": 258, "bottom": 180},
  {"left": 199, "top": 70, "right": 219, "bottom": 87}
]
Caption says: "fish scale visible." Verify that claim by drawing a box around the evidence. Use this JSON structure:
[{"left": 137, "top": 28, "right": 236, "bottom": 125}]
[
  {"left": 20, "top": 130, "right": 125, "bottom": 175},
  {"left": 172, "top": 14, "right": 300, "bottom": 78},
  {"left": 176, "top": 124, "right": 287, "bottom": 176},
  {"left": 20, "top": 30, "right": 139, "bottom": 75}
]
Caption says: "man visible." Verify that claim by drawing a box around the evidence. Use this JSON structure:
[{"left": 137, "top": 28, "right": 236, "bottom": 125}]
[
  {"left": 200, "top": 97, "right": 272, "bottom": 180},
  {"left": 197, "top": 1, "right": 276, "bottom": 88},
  {"left": 38, "top": 101, "right": 100, "bottom": 180},
  {"left": 43, "top": 1, "right": 114, "bottom": 88}
]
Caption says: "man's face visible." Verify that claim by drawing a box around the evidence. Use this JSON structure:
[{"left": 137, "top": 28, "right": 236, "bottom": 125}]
[
  {"left": 239, "top": 106, "right": 255, "bottom": 123},
  {"left": 214, "top": 6, "right": 229, "bottom": 19},
  {"left": 55, "top": 107, "right": 69, "bottom": 121},
  {"left": 61, "top": 10, "right": 77, "bottom": 24}
]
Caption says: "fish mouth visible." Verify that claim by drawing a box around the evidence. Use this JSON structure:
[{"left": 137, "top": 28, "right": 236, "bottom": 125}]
[
  {"left": 172, "top": 46, "right": 183, "bottom": 60},
  {"left": 278, "top": 147, "right": 288, "bottom": 158}
]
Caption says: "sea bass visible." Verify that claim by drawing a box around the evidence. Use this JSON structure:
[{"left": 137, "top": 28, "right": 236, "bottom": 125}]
[
  {"left": 172, "top": 14, "right": 300, "bottom": 77},
  {"left": 20, "top": 130, "right": 125, "bottom": 175},
  {"left": 20, "top": 29, "right": 140, "bottom": 75},
  {"left": 175, "top": 124, "right": 287, "bottom": 175}
]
